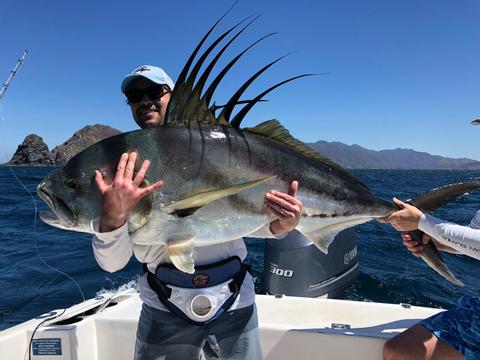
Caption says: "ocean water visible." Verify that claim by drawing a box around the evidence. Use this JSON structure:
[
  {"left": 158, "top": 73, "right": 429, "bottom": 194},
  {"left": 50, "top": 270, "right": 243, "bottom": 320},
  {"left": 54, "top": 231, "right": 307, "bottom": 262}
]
[{"left": 1, "top": 167, "right": 479, "bottom": 331}]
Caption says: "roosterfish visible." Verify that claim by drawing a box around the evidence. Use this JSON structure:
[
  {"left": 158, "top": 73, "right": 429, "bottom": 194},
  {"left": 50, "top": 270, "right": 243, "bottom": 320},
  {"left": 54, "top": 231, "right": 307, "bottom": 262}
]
[{"left": 37, "top": 14, "right": 479, "bottom": 285}]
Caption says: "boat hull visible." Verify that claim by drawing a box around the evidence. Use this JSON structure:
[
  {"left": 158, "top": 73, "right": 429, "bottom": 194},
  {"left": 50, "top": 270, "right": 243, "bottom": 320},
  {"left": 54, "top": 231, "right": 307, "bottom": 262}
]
[{"left": 0, "top": 290, "right": 443, "bottom": 360}]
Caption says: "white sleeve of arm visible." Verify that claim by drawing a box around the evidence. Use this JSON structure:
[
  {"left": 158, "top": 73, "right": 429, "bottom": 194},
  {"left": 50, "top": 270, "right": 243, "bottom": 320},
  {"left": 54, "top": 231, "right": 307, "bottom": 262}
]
[
  {"left": 418, "top": 212, "right": 480, "bottom": 260},
  {"left": 249, "top": 223, "right": 288, "bottom": 239},
  {"left": 91, "top": 218, "right": 133, "bottom": 273}
]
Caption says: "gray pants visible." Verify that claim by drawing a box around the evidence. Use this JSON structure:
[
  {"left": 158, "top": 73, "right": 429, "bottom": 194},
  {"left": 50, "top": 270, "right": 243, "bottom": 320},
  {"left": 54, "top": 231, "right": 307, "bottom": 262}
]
[{"left": 134, "top": 303, "right": 263, "bottom": 360}]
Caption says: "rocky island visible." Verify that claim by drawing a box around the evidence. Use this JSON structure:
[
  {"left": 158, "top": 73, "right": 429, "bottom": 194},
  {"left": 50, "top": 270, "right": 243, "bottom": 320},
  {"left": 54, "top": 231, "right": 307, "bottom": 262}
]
[{"left": 5, "top": 124, "right": 121, "bottom": 167}]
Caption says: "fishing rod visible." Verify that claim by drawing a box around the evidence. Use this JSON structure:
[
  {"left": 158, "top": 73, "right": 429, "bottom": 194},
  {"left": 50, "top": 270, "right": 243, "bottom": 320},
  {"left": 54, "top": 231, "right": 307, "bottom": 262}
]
[
  {"left": 1, "top": 49, "right": 88, "bottom": 359},
  {"left": 0, "top": 49, "right": 28, "bottom": 99}
]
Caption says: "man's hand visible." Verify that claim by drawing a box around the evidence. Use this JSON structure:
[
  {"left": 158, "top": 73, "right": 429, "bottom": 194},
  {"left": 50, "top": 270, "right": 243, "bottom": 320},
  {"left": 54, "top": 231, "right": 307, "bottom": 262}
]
[
  {"left": 95, "top": 152, "right": 163, "bottom": 232},
  {"left": 380, "top": 197, "right": 424, "bottom": 232},
  {"left": 265, "top": 180, "right": 303, "bottom": 235}
]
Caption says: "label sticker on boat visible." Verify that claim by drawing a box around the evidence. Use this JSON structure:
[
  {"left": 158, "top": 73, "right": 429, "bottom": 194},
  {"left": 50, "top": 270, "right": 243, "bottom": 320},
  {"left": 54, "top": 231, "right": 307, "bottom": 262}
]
[{"left": 32, "top": 338, "right": 62, "bottom": 356}]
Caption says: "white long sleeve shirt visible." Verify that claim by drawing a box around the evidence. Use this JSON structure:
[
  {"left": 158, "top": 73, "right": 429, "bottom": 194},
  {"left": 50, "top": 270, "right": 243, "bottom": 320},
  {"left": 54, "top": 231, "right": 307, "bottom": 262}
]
[
  {"left": 418, "top": 210, "right": 480, "bottom": 260},
  {"left": 91, "top": 220, "right": 281, "bottom": 311}
]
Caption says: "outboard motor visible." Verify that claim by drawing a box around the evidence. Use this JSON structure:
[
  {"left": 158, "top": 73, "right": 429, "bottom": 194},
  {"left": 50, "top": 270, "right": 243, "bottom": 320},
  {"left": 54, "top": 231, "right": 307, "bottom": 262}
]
[{"left": 264, "top": 229, "right": 358, "bottom": 298}]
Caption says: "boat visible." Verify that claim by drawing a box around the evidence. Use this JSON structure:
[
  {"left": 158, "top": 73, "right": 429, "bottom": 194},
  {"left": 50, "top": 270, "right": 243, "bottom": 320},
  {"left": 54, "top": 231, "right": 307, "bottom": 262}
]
[
  {"left": 0, "top": 287, "right": 443, "bottom": 359},
  {"left": 0, "top": 228, "right": 446, "bottom": 359}
]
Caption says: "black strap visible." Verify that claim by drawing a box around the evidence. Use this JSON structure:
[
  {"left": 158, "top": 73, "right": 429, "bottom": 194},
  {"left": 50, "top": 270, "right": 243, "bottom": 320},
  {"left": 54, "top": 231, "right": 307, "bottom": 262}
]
[
  {"left": 229, "top": 263, "right": 251, "bottom": 293},
  {"left": 144, "top": 264, "right": 172, "bottom": 300}
]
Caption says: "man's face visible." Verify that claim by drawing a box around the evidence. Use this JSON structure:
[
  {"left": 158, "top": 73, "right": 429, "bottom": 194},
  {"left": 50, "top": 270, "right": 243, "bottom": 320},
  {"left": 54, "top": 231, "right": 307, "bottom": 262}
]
[{"left": 126, "top": 78, "right": 171, "bottom": 128}]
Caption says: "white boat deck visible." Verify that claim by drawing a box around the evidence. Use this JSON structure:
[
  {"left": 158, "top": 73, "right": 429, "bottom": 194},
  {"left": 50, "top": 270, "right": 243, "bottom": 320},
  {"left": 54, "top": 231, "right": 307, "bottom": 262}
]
[{"left": 0, "top": 290, "right": 443, "bottom": 360}]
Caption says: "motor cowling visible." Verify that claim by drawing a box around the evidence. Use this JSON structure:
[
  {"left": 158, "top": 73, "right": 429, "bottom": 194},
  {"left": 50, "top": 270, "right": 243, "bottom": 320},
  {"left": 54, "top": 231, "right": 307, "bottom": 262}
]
[{"left": 263, "top": 228, "right": 358, "bottom": 298}]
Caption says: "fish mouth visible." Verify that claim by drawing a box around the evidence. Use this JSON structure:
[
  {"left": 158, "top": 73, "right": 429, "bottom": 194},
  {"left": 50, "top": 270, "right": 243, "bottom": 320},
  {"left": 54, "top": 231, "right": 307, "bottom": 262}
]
[
  {"left": 39, "top": 210, "right": 76, "bottom": 231},
  {"left": 37, "top": 183, "right": 77, "bottom": 227}
]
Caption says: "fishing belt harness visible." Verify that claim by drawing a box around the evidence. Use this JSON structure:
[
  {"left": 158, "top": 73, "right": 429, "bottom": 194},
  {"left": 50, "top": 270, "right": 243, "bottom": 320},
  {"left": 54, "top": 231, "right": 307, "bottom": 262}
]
[{"left": 143, "top": 256, "right": 250, "bottom": 326}]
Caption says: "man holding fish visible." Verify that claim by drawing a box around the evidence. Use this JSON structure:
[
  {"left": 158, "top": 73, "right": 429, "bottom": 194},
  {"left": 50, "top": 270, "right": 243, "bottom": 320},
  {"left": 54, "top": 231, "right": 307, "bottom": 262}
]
[
  {"left": 91, "top": 65, "right": 303, "bottom": 360},
  {"left": 36, "top": 15, "right": 480, "bottom": 358}
]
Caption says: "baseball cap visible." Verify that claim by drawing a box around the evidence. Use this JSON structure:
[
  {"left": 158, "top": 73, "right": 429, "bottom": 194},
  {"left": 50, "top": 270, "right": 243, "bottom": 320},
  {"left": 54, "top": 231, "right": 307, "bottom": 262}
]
[{"left": 121, "top": 65, "right": 175, "bottom": 93}]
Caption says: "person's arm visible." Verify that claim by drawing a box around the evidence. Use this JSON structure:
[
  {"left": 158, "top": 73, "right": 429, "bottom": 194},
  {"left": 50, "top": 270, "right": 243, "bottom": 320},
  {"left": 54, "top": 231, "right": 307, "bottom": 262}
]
[
  {"left": 383, "top": 198, "right": 480, "bottom": 259},
  {"left": 91, "top": 219, "right": 133, "bottom": 272},
  {"left": 418, "top": 213, "right": 480, "bottom": 260},
  {"left": 469, "top": 209, "right": 480, "bottom": 229},
  {"left": 92, "top": 152, "right": 163, "bottom": 271}
]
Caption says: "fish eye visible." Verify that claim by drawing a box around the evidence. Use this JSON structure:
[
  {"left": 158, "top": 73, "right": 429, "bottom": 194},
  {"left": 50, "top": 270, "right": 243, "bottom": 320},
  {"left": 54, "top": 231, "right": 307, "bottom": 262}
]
[{"left": 66, "top": 179, "right": 82, "bottom": 191}]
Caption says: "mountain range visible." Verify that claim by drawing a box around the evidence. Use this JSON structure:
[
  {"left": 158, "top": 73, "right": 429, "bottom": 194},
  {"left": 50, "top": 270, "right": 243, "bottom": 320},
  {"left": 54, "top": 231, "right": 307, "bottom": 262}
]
[
  {"left": 308, "top": 141, "right": 480, "bottom": 170},
  {"left": 4, "top": 124, "right": 480, "bottom": 170}
]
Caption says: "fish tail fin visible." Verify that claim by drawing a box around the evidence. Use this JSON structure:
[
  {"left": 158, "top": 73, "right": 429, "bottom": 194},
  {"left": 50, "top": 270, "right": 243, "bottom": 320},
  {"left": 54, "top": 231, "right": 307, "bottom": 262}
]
[
  {"left": 400, "top": 183, "right": 480, "bottom": 286},
  {"left": 409, "top": 230, "right": 464, "bottom": 286},
  {"left": 408, "top": 182, "right": 480, "bottom": 212}
]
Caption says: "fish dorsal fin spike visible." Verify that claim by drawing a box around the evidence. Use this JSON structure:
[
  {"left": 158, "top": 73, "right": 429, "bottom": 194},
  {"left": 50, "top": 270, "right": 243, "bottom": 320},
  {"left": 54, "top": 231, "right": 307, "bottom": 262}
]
[
  {"left": 181, "top": 17, "right": 258, "bottom": 124},
  {"left": 203, "top": 33, "right": 276, "bottom": 108},
  {"left": 166, "top": 15, "right": 271, "bottom": 125},
  {"left": 193, "top": 16, "right": 258, "bottom": 99},
  {"left": 187, "top": 17, "right": 252, "bottom": 97},
  {"left": 215, "top": 117, "right": 229, "bottom": 125},
  {"left": 165, "top": 4, "right": 235, "bottom": 124},
  {"left": 212, "top": 99, "right": 267, "bottom": 112},
  {"left": 230, "top": 74, "right": 313, "bottom": 129},
  {"left": 218, "top": 55, "right": 287, "bottom": 123},
  {"left": 244, "top": 120, "right": 370, "bottom": 189},
  {"left": 177, "top": 88, "right": 216, "bottom": 124}
]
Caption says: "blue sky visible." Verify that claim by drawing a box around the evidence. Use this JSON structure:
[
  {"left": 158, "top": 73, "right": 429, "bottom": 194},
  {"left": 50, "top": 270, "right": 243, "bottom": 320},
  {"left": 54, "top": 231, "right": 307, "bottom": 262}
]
[{"left": 1, "top": 0, "right": 479, "bottom": 163}]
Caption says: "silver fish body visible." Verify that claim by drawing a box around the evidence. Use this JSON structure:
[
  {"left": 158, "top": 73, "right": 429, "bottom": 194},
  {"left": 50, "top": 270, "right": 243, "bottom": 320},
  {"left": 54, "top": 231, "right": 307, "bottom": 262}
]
[
  {"left": 38, "top": 122, "right": 394, "bottom": 272},
  {"left": 37, "top": 123, "right": 480, "bottom": 282}
]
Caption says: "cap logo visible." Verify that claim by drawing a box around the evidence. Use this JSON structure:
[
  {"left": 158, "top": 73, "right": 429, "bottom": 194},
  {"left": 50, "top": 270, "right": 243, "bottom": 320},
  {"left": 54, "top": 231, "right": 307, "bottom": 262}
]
[{"left": 134, "top": 66, "right": 150, "bottom": 73}]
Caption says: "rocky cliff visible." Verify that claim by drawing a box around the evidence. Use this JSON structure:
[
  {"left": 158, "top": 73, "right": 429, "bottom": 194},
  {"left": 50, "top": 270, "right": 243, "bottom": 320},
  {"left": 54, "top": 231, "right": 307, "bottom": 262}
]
[
  {"left": 51, "top": 124, "right": 121, "bottom": 166},
  {"left": 6, "top": 124, "right": 121, "bottom": 166},
  {"left": 7, "top": 134, "right": 55, "bottom": 166}
]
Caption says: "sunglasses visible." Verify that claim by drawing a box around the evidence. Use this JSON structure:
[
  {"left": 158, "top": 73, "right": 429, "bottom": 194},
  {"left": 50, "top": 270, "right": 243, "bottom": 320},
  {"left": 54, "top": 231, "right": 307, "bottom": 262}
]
[{"left": 125, "top": 86, "right": 170, "bottom": 104}]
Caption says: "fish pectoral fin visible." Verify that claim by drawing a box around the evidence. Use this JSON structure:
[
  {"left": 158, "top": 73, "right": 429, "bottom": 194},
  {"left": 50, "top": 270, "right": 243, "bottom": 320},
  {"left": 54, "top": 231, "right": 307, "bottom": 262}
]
[
  {"left": 166, "top": 176, "right": 277, "bottom": 214},
  {"left": 165, "top": 235, "right": 196, "bottom": 274},
  {"left": 298, "top": 217, "right": 372, "bottom": 253}
]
